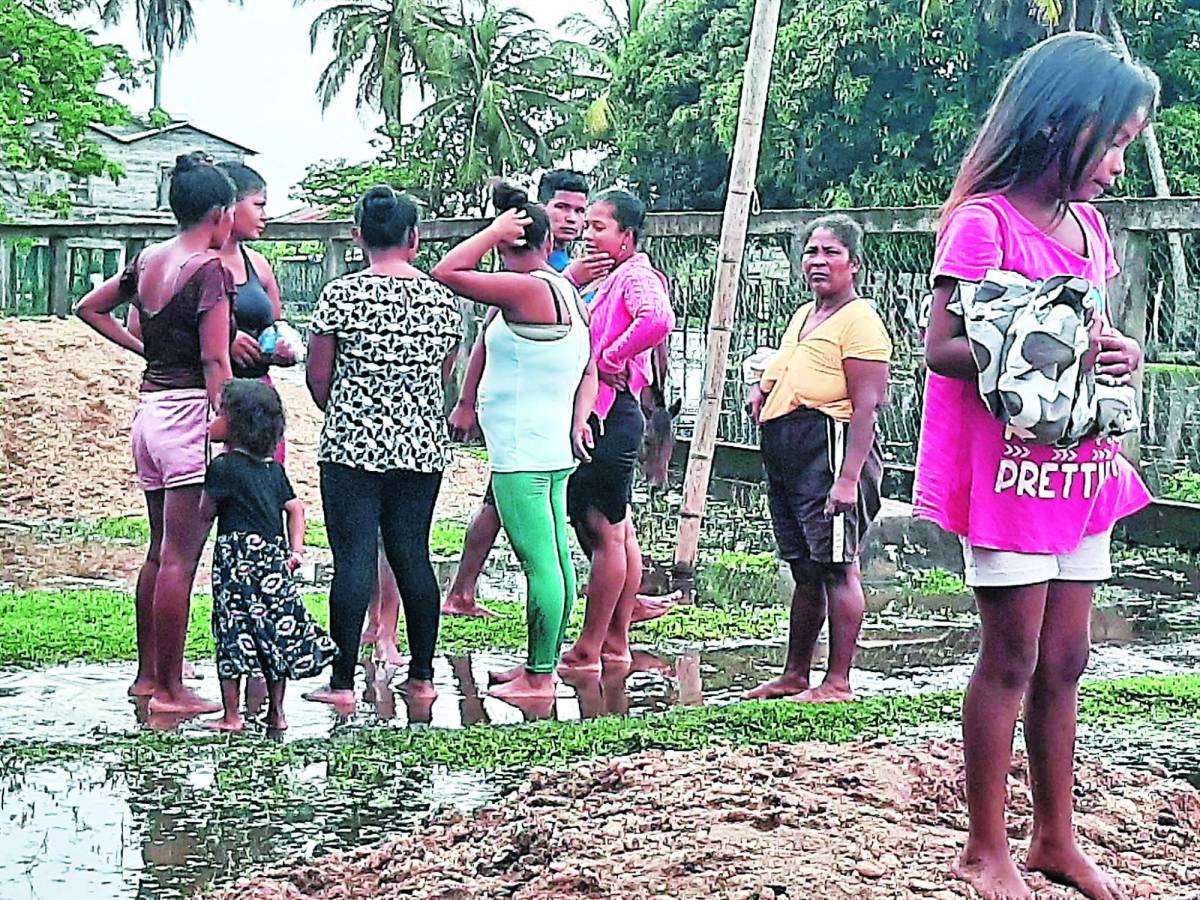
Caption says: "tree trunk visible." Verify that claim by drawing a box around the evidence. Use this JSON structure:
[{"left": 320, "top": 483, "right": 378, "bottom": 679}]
[
  {"left": 1105, "top": 6, "right": 1193, "bottom": 344},
  {"left": 673, "top": 0, "right": 784, "bottom": 580},
  {"left": 152, "top": 47, "right": 164, "bottom": 111}
]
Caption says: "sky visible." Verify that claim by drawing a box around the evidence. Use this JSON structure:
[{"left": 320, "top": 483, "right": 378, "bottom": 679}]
[{"left": 84, "top": 0, "right": 596, "bottom": 214}]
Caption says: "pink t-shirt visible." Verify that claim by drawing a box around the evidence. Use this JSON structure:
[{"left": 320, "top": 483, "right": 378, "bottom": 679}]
[{"left": 913, "top": 194, "right": 1152, "bottom": 554}]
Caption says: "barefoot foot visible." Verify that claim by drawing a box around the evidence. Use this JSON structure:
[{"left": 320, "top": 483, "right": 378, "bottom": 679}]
[
  {"left": 441, "top": 596, "right": 496, "bottom": 618},
  {"left": 557, "top": 647, "right": 602, "bottom": 674},
  {"left": 488, "top": 671, "right": 557, "bottom": 701},
  {"left": 148, "top": 686, "right": 222, "bottom": 716},
  {"left": 303, "top": 685, "right": 357, "bottom": 708},
  {"left": 790, "top": 682, "right": 855, "bottom": 704},
  {"left": 488, "top": 663, "right": 525, "bottom": 685},
  {"left": 372, "top": 640, "right": 405, "bottom": 666},
  {"left": 128, "top": 677, "right": 157, "bottom": 697},
  {"left": 1027, "top": 838, "right": 1122, "bottom": 900},
  {"left": 952, "top": 847, "right": 1033, "bottom": 900},
  {"left": 204, "top": 715, "right": 245, "bottom": 732},
  {"left": 744, "top": 672, "right": 810, "bottom": 700},
  {"left": 400, "top": 678, "right": 437, "bottom": 701},
  {"left": 631, "top": 590, "right": 681, "bottom": 624},
  {"left": 265, "top": 709, "right": 288, "bottom": 731},
  {"left": 360, "top": 628, "right": 379, "bottom": 647}
]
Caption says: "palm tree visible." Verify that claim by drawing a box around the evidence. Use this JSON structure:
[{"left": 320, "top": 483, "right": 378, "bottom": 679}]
[
  {"left": 557, "top": 0, "right": 656, "bottom": 137},
  {"left": 99, "top": 0, "right": 240, "bottom": 111},
  {"left": 412, "top": 1, "right": 580, "bottom": 208},
  {"left": 297, "top": 0, "right": 437, "bottom": 139}
]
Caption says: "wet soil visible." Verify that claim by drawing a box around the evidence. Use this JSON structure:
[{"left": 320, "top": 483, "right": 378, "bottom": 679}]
[{"left": 213, "top": 740, "right": 1200, "bottom": 899}]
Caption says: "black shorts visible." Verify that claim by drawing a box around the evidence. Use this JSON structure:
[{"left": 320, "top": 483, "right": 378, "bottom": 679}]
[
  {"left": 568, "top": 391, "right": 645, "bottom": 526},
  {"left": 760, "top": 407, "right": 882, "bottom": 565}
]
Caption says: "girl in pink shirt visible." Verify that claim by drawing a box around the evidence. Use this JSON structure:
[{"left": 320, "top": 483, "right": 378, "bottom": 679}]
[{"left": 918, "top": 33, "right": 1157, "bottom": 900}]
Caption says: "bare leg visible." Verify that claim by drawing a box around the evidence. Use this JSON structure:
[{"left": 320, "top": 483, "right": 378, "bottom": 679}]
[
  {"left": 148, "top": 486, "right": 220, "bottom": 715},
  {"left": 130, "top": 490, "right": 164, "bottom": 697},
  {"left": 205, "top": 677, "right": 244, "bottom": 731},
  {"left": 265, "top": 679, "right": 287, "bottom": 731},
  {"left": 795, "top": 562, "right": 864, "bottom": 702},
  {"left": 1026, "top": 581, "right": 1120, "bottom": 900},
  {"left": 953, "top": 583, "right": 1046, "bottom": 900},
  {"left": 600, "top": 517, "right": 641, "bottom": 664},
  {"left": 559, "top": 511, "right": 627, "bottom": 672},
  {"left": 745, "top": 560, "right": 826, "bottom": 699},
  {"left": 372, "top": 550, "right": 404, "bottom": 665},
  {"left": 443, "top": 502, "right": 501, "bottom": 617}
]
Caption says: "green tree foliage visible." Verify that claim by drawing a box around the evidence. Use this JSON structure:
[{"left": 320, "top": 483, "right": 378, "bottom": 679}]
[
  {"left": 610, "top": 0, "right": 1200, "bottom": 210},
  {"left": 0, "top": 3, "right": 132, "bottom": 203},
  {"left": 295, "top": 1, "right": 590, "bottom": 217}
]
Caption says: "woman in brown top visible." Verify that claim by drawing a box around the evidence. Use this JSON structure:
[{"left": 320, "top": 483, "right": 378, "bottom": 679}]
[{"left": 78, "top": 152, "right": 237, "bottom": 716}]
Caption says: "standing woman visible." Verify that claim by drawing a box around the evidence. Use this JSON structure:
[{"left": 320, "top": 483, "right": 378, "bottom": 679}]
[
  {"left": 919, "top": 34, "right": 1154, "bottom": 900},
  {"left": 78, "top": 152, "right": 236, "bottom": 714},
  {"left": 744, "top": 214, "right": 891, "bottom": 703},
  {"left": 433, "top": 181, "right": 596, "bottom": 701},
  {"left": 305, "top": 186, "right": 461, "bottom": 706},
  {"left": 557, "top": 190, "right": 674, "bottom": 672},
  {"left": 214, "top": 161, "right": 294, "bottom": 463}
]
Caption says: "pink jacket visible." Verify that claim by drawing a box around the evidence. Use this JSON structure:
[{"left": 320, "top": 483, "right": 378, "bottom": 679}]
[{"left": 587, "top": 252, "right": 674, "bottom": 419}]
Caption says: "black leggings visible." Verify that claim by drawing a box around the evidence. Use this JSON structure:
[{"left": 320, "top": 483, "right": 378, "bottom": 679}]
[{"left": 320, "top": 462, "right": 443, "bottom": 688}]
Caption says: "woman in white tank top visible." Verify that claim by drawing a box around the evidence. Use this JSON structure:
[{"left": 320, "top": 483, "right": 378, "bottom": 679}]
[{"left": 432, "top": 181, "right": 596, "bottom": 705}]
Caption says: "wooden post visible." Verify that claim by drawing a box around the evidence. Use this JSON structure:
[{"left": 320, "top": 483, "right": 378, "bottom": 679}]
[
  {"left": 1111, "top": 228, "right": 1150, "bottom": 462},
  {"left": 673, "top": 0, "right": 783, "bottom": 580},
  {"left": 47, "top": 237, "right": 70, "bottom": 318},
  {"left": 0, "top": 240, "right": 9, "bottom": 315},
  {"left": 323, "top": 238, "right": 351, "bottom": 282}
]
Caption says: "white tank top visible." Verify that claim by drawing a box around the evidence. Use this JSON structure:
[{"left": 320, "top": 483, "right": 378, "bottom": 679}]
[{"left": 477, "top": 270, "right": 591, "bottom": 473}]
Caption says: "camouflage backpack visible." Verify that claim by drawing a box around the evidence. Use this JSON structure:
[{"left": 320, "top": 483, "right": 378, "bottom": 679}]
[{"left": 948, "top": 269, "right": 1138, "bottom": 447}]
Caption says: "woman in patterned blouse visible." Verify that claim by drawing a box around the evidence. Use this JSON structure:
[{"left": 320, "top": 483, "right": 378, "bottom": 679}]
[{"left": 304, "top": 186, "right": 462, "bottom": 709}]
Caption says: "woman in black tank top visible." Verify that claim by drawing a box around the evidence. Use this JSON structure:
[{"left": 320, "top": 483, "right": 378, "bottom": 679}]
[{"left": 215, "top": 163, "right": 290, "bottom": 382}]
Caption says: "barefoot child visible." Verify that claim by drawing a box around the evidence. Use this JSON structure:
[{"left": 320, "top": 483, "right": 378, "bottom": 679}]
[
  {"left": 201, "top": 379, "right": 337, "bottom": 731},
  {"left": 918, "top": 33, "right": 1156, "bottom": 900}
]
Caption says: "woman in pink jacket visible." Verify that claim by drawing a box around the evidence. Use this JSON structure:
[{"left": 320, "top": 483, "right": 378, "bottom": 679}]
[{"left": 558, "top": 190, "right": 675, "bottom": 673}]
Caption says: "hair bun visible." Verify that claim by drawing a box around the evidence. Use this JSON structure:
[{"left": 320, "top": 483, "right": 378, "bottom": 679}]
[
  {"left": 361, "top": 185, "right": 399, "bottom": 218},
  {"left": 491, "top": 180, "right": 529, "bottom": 213},
  {"left": 173, "top": 151, "right": 212, "bottom": 176}
]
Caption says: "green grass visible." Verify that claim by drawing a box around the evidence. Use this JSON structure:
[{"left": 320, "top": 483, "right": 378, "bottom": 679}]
[
  {"left": 908, "top": 568, "right": 969, "bottom": 597},
  {"left": 1162, "top": 471, "right": 1200, "bottom": 503},
  {"left": 1145, "top": 362, "right": 1200, "bottom": 376},
  {"left": 53, "top": 516, "right": 466, "bottom": 557},
  {"left": 0, "top": 590, "right": 786, "bottom": 667},
  {"left": 696, "top": 551, "right": 780, "bottom": 608},
  {"left": 5, "top": 675, "right": 1199, "bottom": 775}
]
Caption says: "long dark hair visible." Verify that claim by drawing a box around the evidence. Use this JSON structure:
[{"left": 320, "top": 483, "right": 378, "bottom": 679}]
[
  {"left": 216, "top": 161, "right": 266, "bottom": 200},
  {"left": 594, "top": 189, "right": 647, "bottom": 246},
  {"left": 943, "top": 32, "right": 1159, "bottom": 224}
]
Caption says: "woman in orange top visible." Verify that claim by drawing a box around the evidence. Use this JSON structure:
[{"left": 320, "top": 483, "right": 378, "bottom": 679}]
[{"left": 745, "top": 214, "right": 891, "bottom": 703}]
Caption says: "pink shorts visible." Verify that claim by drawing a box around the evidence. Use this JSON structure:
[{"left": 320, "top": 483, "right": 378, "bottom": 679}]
[{"left": 131, "top": 389, "right": 211, "bottom": 492}]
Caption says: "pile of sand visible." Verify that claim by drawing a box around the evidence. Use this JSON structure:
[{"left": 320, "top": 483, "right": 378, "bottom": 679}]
[
  {"left": 0, "top": 318, "right": 486, "bottom": 524},
  {"left": 214, "top": 740, "right": 1200, "bottom": 898}
]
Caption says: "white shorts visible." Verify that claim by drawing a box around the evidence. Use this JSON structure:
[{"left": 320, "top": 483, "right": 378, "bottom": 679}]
[{"left": 960, "top": 530, "right": 1113, "bottom": 589}]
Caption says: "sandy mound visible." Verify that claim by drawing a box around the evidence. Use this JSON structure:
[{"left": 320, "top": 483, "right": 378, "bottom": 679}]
[
  {"left": 214, "top": 740, "right": 1200, "bottom": 899},
  {"left": 0, "top": 318, "right": 486, "bottom": 524}
]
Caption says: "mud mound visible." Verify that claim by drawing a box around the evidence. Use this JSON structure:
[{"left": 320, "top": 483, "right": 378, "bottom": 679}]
[
  {"left": 0, "top": 318, "right": 486, "bottom": 524},
  {"left": 214, "top": 740, "right": 1200, "bottom": 899}
]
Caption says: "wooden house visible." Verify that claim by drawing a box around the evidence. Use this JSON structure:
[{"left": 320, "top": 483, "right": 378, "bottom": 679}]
[{"left": 0, "top": 120, "right": 258, "bottom": 219}]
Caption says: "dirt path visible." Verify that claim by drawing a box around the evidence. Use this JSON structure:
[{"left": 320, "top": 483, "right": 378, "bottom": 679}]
[
  {"left": 214, "top": 740, "right": 1200, "bottom": 899},
  {"left": 0, "top": 318, "right": 487, "bottom": 525}
]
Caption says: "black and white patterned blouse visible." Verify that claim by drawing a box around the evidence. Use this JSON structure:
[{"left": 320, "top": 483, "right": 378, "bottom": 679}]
[{"left": 310, "top": 271, "right": 462, "bottom": 474}]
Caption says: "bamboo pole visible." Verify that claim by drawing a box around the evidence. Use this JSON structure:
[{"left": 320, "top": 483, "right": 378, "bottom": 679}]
[{"left": 673, "top": 0, "right": 783, "bottom": 580}]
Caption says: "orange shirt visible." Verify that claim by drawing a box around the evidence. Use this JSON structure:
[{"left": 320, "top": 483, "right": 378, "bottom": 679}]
[{"left": 759, "top": 299, "right": 892, "bottom": 423}]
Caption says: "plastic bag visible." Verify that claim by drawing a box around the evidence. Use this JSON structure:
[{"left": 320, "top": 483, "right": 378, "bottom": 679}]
[{"left": 258, "top": 321, "right": 307, "bottom": 364}]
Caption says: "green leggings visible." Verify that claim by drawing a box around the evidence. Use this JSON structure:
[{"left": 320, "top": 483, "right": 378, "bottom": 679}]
[{"left": 490, "top": 468, "right": 576, "bottom": 674}]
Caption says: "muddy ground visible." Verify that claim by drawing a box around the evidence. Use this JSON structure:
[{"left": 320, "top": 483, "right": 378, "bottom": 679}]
[
  {"left": 0, "top": 318, "right": 487, "bottom": 586},
  {"left": 215, "top": 740, "right": 1200, "bottom": 899}
]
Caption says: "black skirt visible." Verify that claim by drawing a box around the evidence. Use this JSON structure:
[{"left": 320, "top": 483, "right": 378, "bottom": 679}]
[{"left": 211, "top": 532, "right": 338, "bottom": 681}]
